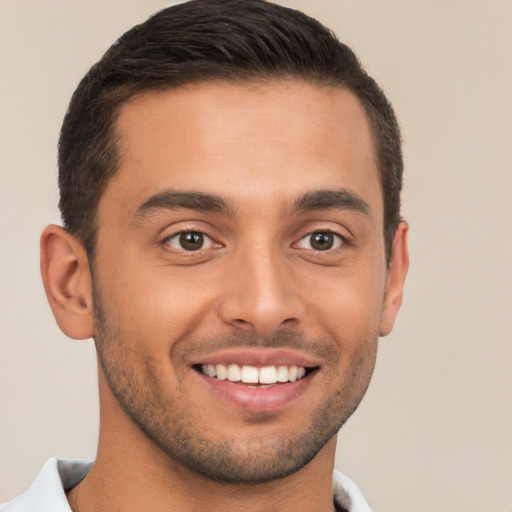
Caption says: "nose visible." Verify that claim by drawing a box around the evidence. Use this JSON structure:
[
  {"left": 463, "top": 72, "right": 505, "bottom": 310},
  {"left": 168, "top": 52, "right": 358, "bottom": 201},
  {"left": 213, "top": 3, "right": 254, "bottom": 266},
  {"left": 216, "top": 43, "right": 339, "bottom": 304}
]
[{"left": 218, "top": 246, "right": 304, "bottom": 336}]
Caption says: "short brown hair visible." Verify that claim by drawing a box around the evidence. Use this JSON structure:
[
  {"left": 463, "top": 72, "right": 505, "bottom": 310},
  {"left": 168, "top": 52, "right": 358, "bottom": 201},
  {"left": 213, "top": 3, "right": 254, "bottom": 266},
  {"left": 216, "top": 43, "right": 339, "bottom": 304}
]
[{"left": 58, "top": 0, "right": 403, "bottom": 262}]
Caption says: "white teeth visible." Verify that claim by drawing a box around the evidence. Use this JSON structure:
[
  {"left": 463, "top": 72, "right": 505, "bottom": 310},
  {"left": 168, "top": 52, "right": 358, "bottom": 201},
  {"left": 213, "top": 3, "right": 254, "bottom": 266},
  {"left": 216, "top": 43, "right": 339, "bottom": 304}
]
[
  {"left": 241, "top": 365, "right": 259, "bottom": 383},
  {"left": 216, "top": 364, "right": 228, "bottom": 380},
  {"left": 259, "top": 366, "right": 277, "bottom": 384},
  {"left": 227, "top": 364, "right": 241, "bottom": 382},
  {"left": 276, "top": 365, "right": 289, "bottom": 382},
  {"left": 201, "top": 364, "right": 308, "bottom": 384}
]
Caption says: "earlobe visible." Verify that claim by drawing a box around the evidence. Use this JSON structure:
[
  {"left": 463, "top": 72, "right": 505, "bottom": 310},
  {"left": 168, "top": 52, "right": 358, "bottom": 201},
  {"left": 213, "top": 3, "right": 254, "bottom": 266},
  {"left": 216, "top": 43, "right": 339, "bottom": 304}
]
[
  {"left": 40, "top": 224, "right": 94, "bottom": 340},
  {"left": 379, "top": 221, "right": 409, "bottom": 337}
]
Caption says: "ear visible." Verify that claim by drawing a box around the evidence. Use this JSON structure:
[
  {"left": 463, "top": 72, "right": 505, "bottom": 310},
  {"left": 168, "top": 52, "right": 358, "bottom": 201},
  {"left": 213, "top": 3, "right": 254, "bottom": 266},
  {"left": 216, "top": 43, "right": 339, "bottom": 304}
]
[
  {"left": 379, "top": 221, "right": 409, "bottom": 337},
  {"left": 40, "top": 224, "right": 94, "bottom": 339}
]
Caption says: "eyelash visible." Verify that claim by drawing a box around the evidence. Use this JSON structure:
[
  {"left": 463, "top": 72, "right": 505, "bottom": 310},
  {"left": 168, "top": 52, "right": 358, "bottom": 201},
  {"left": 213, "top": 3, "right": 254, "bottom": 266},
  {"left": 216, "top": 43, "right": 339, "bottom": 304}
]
[
  {"left": 295, "top": 229, "right": 346, "bottom": 252},
  {"left": 161, "top": 228, "right": 347, "bottom": 254},
  {"left": 162, "top": 231, "right": 219, "bottom": 252}
]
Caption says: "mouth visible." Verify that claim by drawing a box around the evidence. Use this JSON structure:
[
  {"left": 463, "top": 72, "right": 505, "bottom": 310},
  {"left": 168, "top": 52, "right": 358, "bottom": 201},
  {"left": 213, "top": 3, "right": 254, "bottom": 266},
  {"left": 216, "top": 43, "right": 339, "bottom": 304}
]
[
  {"left": 190, "top": 349, "right": 321, "bottom": 412},
  {"left": 195, "top": 363, "right": 313, "bottom": 386}
]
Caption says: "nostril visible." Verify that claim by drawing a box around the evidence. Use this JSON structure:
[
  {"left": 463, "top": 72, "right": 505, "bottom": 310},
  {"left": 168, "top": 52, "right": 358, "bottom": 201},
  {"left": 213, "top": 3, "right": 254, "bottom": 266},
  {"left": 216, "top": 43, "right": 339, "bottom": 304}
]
[{"left": 232, "top": 318, "right": 253, "bottom": 329}]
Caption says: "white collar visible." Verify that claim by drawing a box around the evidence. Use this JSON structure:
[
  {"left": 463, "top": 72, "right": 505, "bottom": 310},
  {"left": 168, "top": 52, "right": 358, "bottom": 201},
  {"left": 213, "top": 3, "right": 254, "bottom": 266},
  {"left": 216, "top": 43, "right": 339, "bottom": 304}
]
[{"left": 1, "top": 458, "right": 371, "bottom": 512}]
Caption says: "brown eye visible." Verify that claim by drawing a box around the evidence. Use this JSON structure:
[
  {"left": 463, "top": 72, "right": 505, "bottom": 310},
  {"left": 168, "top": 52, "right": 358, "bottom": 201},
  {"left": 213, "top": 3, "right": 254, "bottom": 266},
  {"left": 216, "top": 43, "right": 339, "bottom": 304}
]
[
  {"left": 165, "top": 231, "right": 213, "bottom": 251},
  {"left": 312, "top": 232, "right": 334, "bottom": 250},
  {"left": 298, "top": 232, "right": 344, "bottom": 251}
]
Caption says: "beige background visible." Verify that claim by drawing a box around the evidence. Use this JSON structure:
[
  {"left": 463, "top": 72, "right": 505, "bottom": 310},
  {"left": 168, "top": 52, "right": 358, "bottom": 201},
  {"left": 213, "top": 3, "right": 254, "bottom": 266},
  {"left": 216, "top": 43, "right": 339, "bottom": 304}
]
[{"left": 1, "top": 1, "right": 511, "bottom": 510}]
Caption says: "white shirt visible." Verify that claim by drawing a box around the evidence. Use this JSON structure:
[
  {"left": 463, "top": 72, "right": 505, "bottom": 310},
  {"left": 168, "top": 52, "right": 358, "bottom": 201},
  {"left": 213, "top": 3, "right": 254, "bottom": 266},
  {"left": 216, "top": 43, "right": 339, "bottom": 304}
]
[{"left": 0, "top": 458, "right": 371, "bottom": 512}]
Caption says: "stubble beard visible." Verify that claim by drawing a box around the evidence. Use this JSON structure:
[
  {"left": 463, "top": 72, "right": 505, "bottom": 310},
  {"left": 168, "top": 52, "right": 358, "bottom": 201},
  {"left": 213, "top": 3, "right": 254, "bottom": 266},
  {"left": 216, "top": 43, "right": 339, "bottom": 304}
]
[{"left": 92, "top": 286, "right": 377, "bottom": 484}]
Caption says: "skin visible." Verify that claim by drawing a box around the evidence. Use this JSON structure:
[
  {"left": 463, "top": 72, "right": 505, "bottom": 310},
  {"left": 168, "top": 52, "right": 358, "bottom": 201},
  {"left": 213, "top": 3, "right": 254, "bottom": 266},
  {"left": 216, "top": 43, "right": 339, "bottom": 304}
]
[{"left": 41, "top": 80, "right": 408, "bottom": 512}]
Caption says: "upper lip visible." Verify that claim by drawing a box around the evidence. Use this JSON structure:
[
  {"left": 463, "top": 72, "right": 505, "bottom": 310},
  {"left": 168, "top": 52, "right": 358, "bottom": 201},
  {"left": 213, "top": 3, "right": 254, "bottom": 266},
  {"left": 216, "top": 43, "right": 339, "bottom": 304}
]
[{"left": 189, "top": 348, "right": 321, "bottom": 368}]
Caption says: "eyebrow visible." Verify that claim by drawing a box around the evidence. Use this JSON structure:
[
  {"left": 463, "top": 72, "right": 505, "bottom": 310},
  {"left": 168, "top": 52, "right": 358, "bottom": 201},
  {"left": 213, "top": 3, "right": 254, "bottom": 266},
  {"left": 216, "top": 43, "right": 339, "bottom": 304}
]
[
  {"left": 134, "top": 190, "right": 236, "bottom": 219},
  {"left": 289, "top": 189, "right": 371, "bottom": 217},
  {"left": 132, "top": 187, "right": 371, "bottom": 222}
]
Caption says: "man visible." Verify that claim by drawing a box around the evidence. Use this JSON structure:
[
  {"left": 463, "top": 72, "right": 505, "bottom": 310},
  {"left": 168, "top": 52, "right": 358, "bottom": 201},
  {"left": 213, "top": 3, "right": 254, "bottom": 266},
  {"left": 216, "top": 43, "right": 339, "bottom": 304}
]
[{"left": 0, "top": 0, "right": 408, "bottom": 510}]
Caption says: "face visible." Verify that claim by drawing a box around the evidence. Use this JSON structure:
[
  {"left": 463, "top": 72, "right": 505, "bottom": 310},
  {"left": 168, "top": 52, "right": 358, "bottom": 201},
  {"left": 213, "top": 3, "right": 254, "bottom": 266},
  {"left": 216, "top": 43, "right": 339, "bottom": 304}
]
[{"left": 91, "top": 80, "right": 397, "bottom": 483}]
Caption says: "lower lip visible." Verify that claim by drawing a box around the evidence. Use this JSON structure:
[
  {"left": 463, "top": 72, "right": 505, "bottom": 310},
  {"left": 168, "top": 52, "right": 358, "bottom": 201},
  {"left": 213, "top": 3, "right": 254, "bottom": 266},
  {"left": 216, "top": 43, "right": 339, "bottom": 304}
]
[{"left": 195, "top": 370, "right": 316, "bottom": 413}]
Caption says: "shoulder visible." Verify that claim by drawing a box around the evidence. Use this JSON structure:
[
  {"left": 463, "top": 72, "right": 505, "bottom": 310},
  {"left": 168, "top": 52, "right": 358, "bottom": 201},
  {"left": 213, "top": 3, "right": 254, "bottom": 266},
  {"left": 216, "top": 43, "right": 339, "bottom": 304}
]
[
  {"left": 0, "top": 458, "right": 92, "bottom": 512},
  {"left": 333, "top": 470, "right": 372, "bottom": 512}
]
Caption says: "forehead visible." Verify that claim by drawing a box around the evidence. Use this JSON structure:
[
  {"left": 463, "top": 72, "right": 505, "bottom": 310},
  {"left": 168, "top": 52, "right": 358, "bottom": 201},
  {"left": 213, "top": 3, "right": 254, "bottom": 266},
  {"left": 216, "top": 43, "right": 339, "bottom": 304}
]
[{"left": 102, "top": 79, "right": 381, "bottom": 222}]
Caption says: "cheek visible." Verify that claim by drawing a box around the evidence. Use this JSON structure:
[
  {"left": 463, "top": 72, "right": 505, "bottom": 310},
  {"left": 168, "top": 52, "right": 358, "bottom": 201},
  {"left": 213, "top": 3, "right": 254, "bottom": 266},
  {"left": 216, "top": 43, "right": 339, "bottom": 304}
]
[
  {"left": 306, "top": 265, "right": 386, "bottom": 342},
  {"left": 96, "top": 259, "right": 219, "bottom": 353}
]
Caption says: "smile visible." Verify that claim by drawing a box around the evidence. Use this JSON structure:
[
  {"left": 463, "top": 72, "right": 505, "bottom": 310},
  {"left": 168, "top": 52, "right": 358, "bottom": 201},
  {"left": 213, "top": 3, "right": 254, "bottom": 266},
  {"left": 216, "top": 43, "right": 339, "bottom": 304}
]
[
  {"left": 190, "top": 349, "right": 321, "bottom": 412},
  {"left": 199, "top": 364, "right": 308, "bottom": 384}
]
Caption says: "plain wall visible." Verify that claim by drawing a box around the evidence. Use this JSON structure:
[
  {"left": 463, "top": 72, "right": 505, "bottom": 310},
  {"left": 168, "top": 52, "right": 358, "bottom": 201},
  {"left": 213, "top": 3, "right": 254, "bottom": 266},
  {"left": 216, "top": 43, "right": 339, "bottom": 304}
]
[{"left": 1, "top": 1, "right": 511, "bottom": 510}]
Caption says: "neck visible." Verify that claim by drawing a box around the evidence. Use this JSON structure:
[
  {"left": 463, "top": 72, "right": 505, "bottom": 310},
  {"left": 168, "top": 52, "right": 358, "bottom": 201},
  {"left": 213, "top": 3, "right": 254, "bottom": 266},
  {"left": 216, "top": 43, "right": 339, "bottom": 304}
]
[
  {"left": 67, "top": 401, "right": 337, "bottom": 512},
  {"left": 69, "top": 436, "right": 337, "bottom": 512}
]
